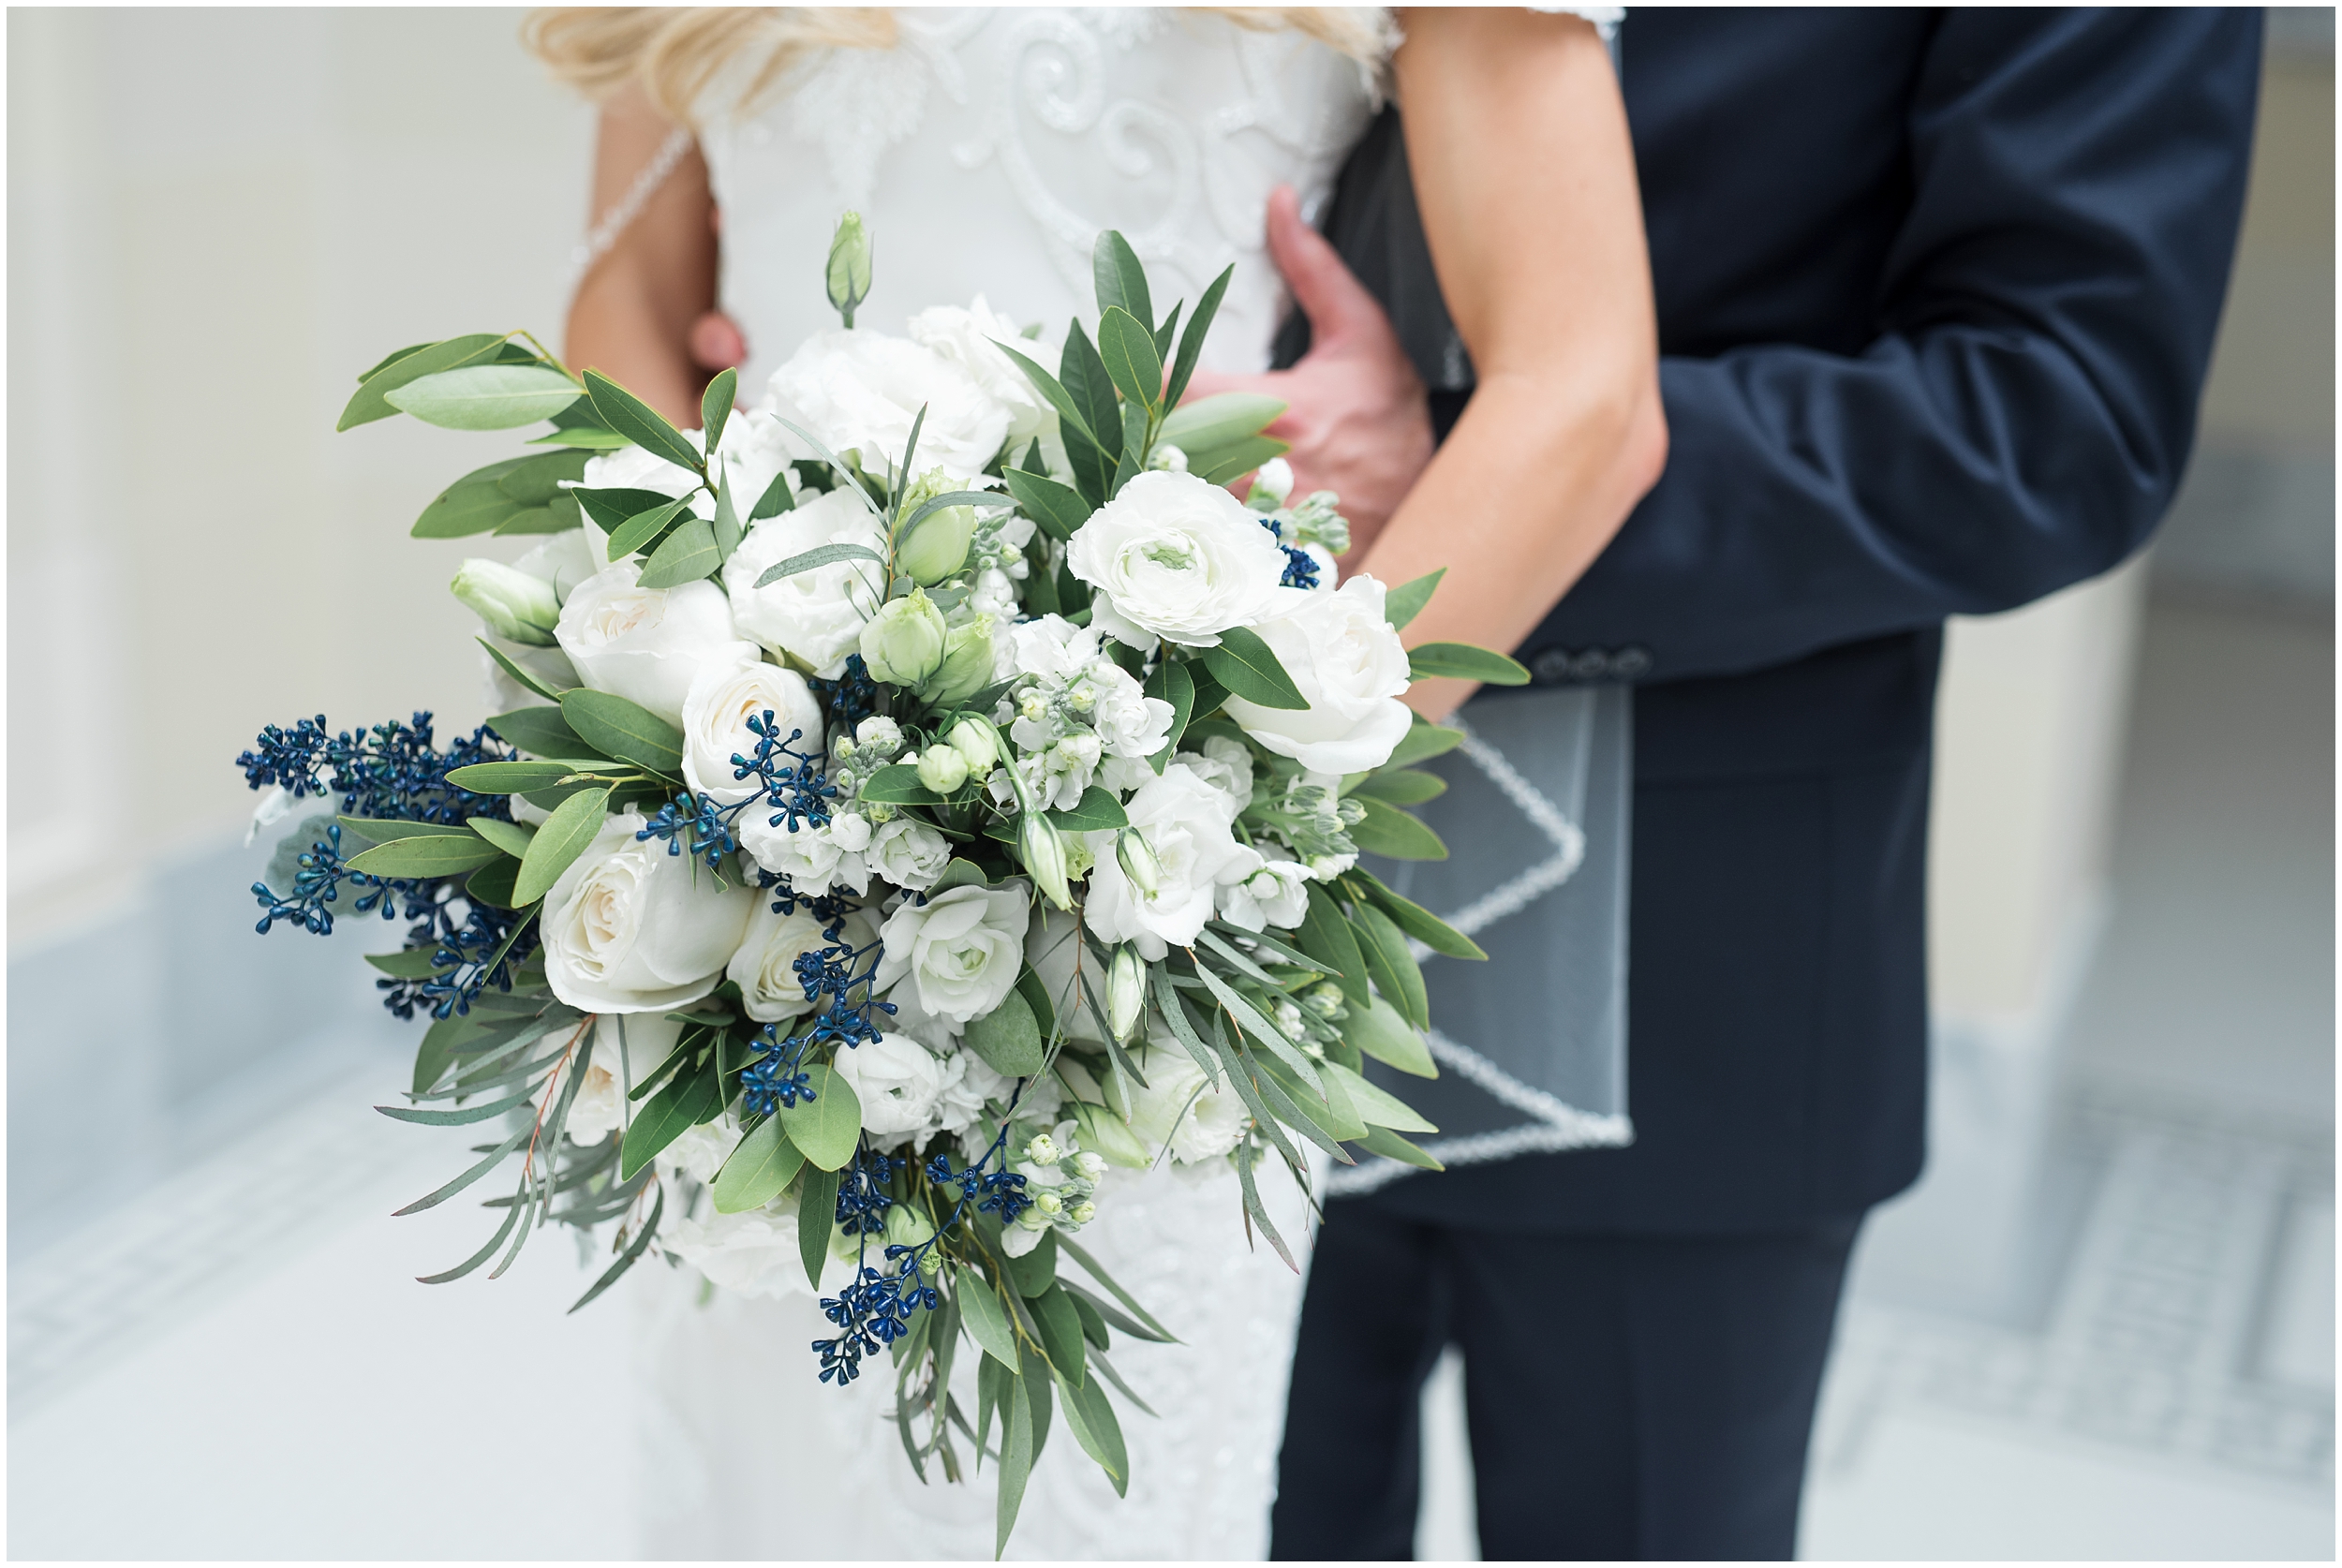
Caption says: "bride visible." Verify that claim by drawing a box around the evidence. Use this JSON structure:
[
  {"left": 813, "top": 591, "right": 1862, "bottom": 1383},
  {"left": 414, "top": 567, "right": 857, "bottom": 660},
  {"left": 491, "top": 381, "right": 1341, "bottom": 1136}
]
[{"left": 526, "top": 7, "right": 1662, "bottom": 1558}]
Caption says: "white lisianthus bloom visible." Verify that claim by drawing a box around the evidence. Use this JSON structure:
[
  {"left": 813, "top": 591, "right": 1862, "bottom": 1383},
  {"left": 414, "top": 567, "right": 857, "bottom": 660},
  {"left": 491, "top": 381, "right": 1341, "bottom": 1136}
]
[
  {"left": 554, "top": 560, "right": 757, "bottom": 727},
  {"left": 568, "top": 1013, "right": 686, "bottom": 1145},
  {"left": 934, "top": 1050, "right": 1016, "bottom": 1136},
  {"left": 679, "top": 655, "right": 825, "bottom": 804},
  {"left": 907, "top": 295, "right": 1058, "bottom": 448},
  {"left": 658, "top": 1119, "right": 742, "bottom": 1185},
  {"left": 764, "top": 329, "right": 1010, "bottom": 481},
  {"left": 867, "top": 816, "right": 953, "bottom": 891},
  {"left": 668, "top": 1206, "right": 844, "bottom": 1299},
  {"left": 1223, "top": 575, "right": 1414, "bottom": 775},
  {"left": 541, "top": 811, "right": 757, "bottom": 1013},
  {"left": 737, "top": 813, "right": 871, "bottom": 896},
  {"left": 1067, "top": 471, "right": 1288, "bottom": 650},
  {"left": 1219, "top": 858, "right": 1313, "bottom": 932},
  {"left": 875, "top": 882, "right": 1030, "bottom": 1025},
  {"left": 1082, "top": 763, "right": 1255, "bottom": 959},
  {"left": 721, "top": 488, "right": 888, "bottom": 678},
  {"left": 727, "top": 903, "right": 879, "bottom": 1024},
  {"left": 1125, "top": 1045, "right": 1250, "bottom": 1164},
  {"left": 832, "top": 1033, "right": 948, "bottom": 1142},
  {"left": 575, "top": 410, "right": 794, "bottom": 558}
]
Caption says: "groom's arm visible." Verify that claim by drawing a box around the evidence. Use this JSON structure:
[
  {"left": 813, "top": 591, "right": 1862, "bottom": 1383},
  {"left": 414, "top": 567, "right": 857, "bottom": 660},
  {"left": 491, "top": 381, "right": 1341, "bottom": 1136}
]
[{"left": 1534, "top": 7, "right": 2263, "bottom": 685}]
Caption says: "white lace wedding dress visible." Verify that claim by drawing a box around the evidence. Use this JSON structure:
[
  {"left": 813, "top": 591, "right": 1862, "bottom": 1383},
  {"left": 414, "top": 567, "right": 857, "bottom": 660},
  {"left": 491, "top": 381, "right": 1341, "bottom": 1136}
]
[{"left": 632, "top": 11, "right": 1374, "bottom": 1560}]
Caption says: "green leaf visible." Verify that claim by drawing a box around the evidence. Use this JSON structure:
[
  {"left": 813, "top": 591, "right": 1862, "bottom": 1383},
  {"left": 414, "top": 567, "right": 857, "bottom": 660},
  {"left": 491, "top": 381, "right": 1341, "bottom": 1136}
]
[
  {"left": 495, "top": 447, "right": 591, "bottom": 504},
  {"left": 356, "top": 341, "right": 435, "bottom": 383},
  {"left": 560, "top": 689, "right": 685, "bottom": 776},
  {"left": 1342, "top": 990, "right": 1438, "bottom": 1078},
  {"left": 1152, "top": 299, "right": 1181, "bottom": 364},
  {"left": 709, "top": 469, "right": 742, "bottom": 561},
  {"left": 584, "top": 368, "right": 704, "bottom": 473},
  {"left": 1056, "top": 1235, "right": 1180, "bottom": 1343},
  {"left": 1259, "top": 1050, "right": 1368, "bottom": 1142},
  {"left": 528, "top": 426, "right": 631, "bottom": 450},
  {"left": 340, "top": 333, "right": 503, "bottom": 430},
  {"left": 393, "top": 1125, "right": 529, "bottom": 1217},
  {"left": 1069, "top": 1099, "right": 1150, "bottom": 1169},
  {"left": 636, "top": 516, "right": 720, "bottom": 588},
  {"left": 1349, "top": 768, "right": 1447, "bottom": 806},
  {"left": 1057, "top": 1363, "right": 1128, "bottom": 1494},
  {"left": 417, "top": 1188, "right": 525, "bottom": 1284},
  {"left": 749, "top": 467, "right": 794, "bottom": 521},
  {"left": 377, "top": 1086, "right": 535, "bottom": 1126},
  {"left": 960, "top": 1276, "right": 1022, "bottom": 1370},
  {"left": 569, "top": 1182, "right": 664, "bottom": 1310},
  {"left": 603, "top": 497, "right": 692, "bottom": 562},
  {"left": 365, "top": 947, "right": 443, "bottom": 979},
  {"left": 712, "top": 1115, "right": 807, "bottom": 1213},
  {"left": 618, "top": 1057, "right": 719, "bottom": 1178},
  {"left": 751, "top": 540, "right": 883, "bottom": 588},
  {"left": 574, "top": 485, "right": 682, "bottom": 535},
  {"left": 412, "top": 460, "right": 533, "bottom": 538},
  {"left": 1046, "top": 786, "right": 1128, "bottom": 834},
  {"left": 1031, "top": 1282, "right": 1086, "bottom": 1386},
  {"left": 467, "top": 817, "right": 535, "bottom": 860},
  {"left": 1408, "top": 641, "right": 1532, "bottom": 686},
  {"left": 1110, "top": 401, "right": 1149, "bottom": 497},
  {"left": 962, "top": 988, "right": 1045, "bottom": 1077},
  {"left": 1297, "top": 883, "right": 1370, "bottom": 1007},
  {"left": 1060, "top": 322, "right": 1124, "bottom": 466},
  {"left": 466, "top": 856, "right": 522, "bottom": 910},
  {"left": 475, "top": 639, "right": 570, "bottom": 703},
  {"left": 856, "top": 763, "right": 946, "bottom": 806},
  {"left": 1355, "top": 875, "right": 1487, "bottom": 961},
  {"left": 1351, "top": 902, "right": 1430, "bottom": 1030},
  {"left": 486, "top": 706, "right": 598, "bottom": 761},
  {"left": 701, "top": 367, "right": 737, "bottom": 455},
  {"left": 1158, "top": 391, "right": 1285, "bottom": 454},
  {"left": 999, "top": 468, "right": 1092, "bottom": 542},
  {"left": 335, "top": 815, "right": 474, "bottom": 846},
  {"left": 1145, "top": 658, "right": 1195, "bottom": 758},
  {"left": 1383, "top": 568, "right": 1445, "bottom": 631},
  {"left": 766, "top": 415, "right": 885, "bottom": 517},
  {"left": 384, "top": 363, "right": 583, "bottom": 430},
  {"left": 1091, "top": 229, "right": 1153, "bottom": 336},
  {"left": 1191, "top": 963, "right": 1322, "bottom": 1093},
  {"left": 1164, "top": 264, "right": 1233, "bottom": 408},
  {"left": 493, "top": 497, "right": 583, "bottom": 536},
  {"left": 1003, "top": 1226, "right": 1058, "bottom": 1297},
  {"left": 1383, "top": 717, "right": 1467, "bottom": 771},
  {"left": 1015, "top": 965, "right": 1058, "bottom": 1045},
  {"left": 1324, "top": 1059, "right": 1437, "bottom": 1132},
  {"left": 1202, "top": 625, "right": 1309, "bottom": 711},
  {"left": 1097, "top": 305, "right": 1164, "bottom": 413},
  {"left": 998, "top": 1358, "right": 1036, "bottom": 1559},
  {"left": 445, "top": 760, "right": 590, "bottom": 794},
  {"left": 1191, "top": 434, "right": 1293, "bottom": 488},
  {"left": 1071, "top": 1289, "right": 1111, "bottom": 1350},
  {"left": 410, "top": 1014, "right": 472, "bottom": 1095},
  {"left": 991, "top": 340, "right": 1100, "bottom": 451},
  {"left": 1348, "top": 796, "right": 1449, "bottom": 861},
  {"left": 512, "top": 786, "right": 612, "bottom": 906},
  {"left": 1235, "top": 1136, "right": 1300, "bottom": 1267},
  {"left": 778, "top": 1063, "right": 862, "bottom": 1170},
  {"left": 1356, "top": 1122, "right": 1445, "bottom": 1171},
  {"left": 344, "top": 833, "right": 500, "bottom": 879},
  {"left": 798, "top": 1165, "right": 841, "bottom": 1288},
  {"left": 930, "top": 858, "right": 992, "bottom": 895}
]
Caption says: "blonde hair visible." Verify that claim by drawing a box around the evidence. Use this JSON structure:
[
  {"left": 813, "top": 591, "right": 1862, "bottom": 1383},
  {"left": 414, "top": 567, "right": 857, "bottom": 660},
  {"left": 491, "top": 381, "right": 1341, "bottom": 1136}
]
[{"left": 523, "top": 7, "right": 1392, "bottom": 126}]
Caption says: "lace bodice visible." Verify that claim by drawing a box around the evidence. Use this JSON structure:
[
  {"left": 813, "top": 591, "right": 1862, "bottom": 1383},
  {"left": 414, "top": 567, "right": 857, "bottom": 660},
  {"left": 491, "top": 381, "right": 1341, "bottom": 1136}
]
[{"left": 698, "top": 8, "right": 1384, "bottom": 391}]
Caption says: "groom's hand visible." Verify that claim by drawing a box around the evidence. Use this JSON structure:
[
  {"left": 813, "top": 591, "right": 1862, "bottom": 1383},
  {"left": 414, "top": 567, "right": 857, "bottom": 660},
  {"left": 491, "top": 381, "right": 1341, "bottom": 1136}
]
[{"left": 1182, "top": 185, "right": 1434, "bottom": 570}]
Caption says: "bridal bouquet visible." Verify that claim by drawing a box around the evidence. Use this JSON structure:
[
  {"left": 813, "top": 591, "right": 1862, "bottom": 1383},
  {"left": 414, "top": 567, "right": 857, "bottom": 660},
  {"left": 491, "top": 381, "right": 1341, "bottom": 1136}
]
[{"left": 235, "top": 220, "right": 1519, "bottom": 1546}]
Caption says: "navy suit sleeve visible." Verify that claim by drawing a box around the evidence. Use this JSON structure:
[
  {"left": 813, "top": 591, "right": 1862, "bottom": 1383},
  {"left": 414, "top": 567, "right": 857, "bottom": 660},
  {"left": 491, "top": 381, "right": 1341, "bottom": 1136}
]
[{"left": 1536, "top": 8, "right": 2264, "bottom": 683}]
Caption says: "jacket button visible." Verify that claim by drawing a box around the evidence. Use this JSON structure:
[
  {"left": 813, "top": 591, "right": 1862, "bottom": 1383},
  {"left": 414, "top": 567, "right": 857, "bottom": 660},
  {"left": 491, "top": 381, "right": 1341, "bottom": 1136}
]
[
  {"left": 1611, "top": 646, "right": 1651, "bottom": 678},
  {"left": 1532, "top": 648, "right": 1575, "bottom": 684},
  {"left": 1570, "top": 649, "right": 1610, "bottom": 680}
]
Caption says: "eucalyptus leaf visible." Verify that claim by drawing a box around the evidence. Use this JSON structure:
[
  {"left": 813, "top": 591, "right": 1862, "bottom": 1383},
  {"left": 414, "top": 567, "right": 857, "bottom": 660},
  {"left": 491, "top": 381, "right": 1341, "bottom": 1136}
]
[
  {"left": 466, "top": 817, "right": 535, "bottom": 860},
  {"left": 636, "top": 516, "right": 720, "bottom": 588},
  {"left": 1407, "top": 641, "right": 1533, "bottom": 687},
  {"left": 559, "top": 689, "right": 685, "bottom": 776},
  {"left": 618, "top": 1056, "right": 719, "bottom": 1178},
  {"left": 384, "top": 363, "right": 583, "bottom": 430},
  {"left": 1347, "top": 796, "right": 1450, "bottom": 861},
  {"left": 585, "top": 369, "right": 704, "bottom": 472},
  {"left": 511, "top": 786, "right": 612, "bottom": 906},
  {"left": 1296, "top": 884, "right": 1369, "bottom": 1007},
  {"left": 365, "top": 947, "right": 444, "bottom": 979},
  {"left": 752, "top": 540, "right": 883, "bottom": 588},
  {"left": 1045, "top": 786, "right": 1128, "bottom": 834},
  {"left": 777, "top": 1063, "right": 862, "bottom": 1170},
  {"left": 856, "top": 763, "right": 946, "bottom": 806},
  {"left": 1164, "top": 264, "right": 1233, "bottom": 408},
  {"left": 959, "top": 1275, "right": 1021, "bottom": 1370},
  {"left": 749, "top": 467, "right": 795, "bottom": 521},
  {"left": 340, "top": 333, "right": 502, "bottom": 430},
  {"left": 569, "top": 1182, "right": 664, "bottom": 1311},
  {"left": 574, "top": 486, "right": 682, "bottom": 535},
  {"left": 1351, "top": 901, "right": 1430, "bottom": 1030},
  {"left": 344, "top": 834, "right": 500, "bottom": 879},
  {"left": 701, "top": 367, "right": 737, "bottom": 455},
  {"left": 485, "top": 706, "right": 597, "bottom": 761},
  {"left": 1354, "top": 875, "right": 1488, "bottom": 961},
  {"left": 1384, "top": 568, "right": 1446, "bottom": 631},
  {"left": 1381, "top": 717, "right": 1467, "bottom": 772},
  {"left": 1201, "top": 626, "right": 1308, "bottom": 711},
  {"left": 476, "top": 639, "right": 570, "bottom": 703},
  {"left": 1356, "top": 1123, "right": 1445, "bottom": 1171},
  {"left": 711, "top": 1115, "right": 807, "bottom": 1213},
  {"left": 799, "top": 1165, "right": 841, "bottom": 1289},
  {"left": 1191, "top": 434, "right": 1293, "bottom": 488},
  {"left": 962, "top": 988, "right": 1044, "bottom": 1077},
  {"left": 1097, "top": 306, "right": 1164, "bottom": 414},
  {"left": 1000, "top": 468, "right": 1092, "bottom": 542},
  {"left": 1349, "top": 767, "right": 1448, "bottom": 806},
  {"left": 603, "top": 497, "right": 691, "bottom": 562}
]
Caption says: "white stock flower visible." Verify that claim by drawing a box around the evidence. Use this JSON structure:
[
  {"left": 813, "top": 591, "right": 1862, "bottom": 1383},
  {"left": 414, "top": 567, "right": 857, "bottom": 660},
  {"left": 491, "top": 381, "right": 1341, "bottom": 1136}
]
[
  {"left": 1082, "top": 763, "right": 1255, "bottom": 959},
  {"left": 1223, "top": 576, "right": 1414, "bottom": 775},
  {"left": 727, "top": 903, "right": 878, "bottom": 1024},
  {"left": 541, "top": 811, "right": 757, "bottom": 1013},
  {"left": 875, "top": 881, "right": 1030, "bottom": 1025},
  {"left": 868, "top": 816, "right": 953, "bottom": 891},
  {"left": 1001, "top": 616, "right": 1174, "bottom": 809},
  {"left": 1219, "top": 858, "right": 1312, "bottom": 932},
  {"left": 1124, "top": 1045, "right": 1250, "bottom": 1164},
  {"left": 832, "top": 1033, "right": 947, "bottom": 1142},
  {"left": 554, "top": 560, "right": 757, "bottom": 726},
  {"left": 1067, "top": 470, "right": 1287, "bottom": 649},
  {"left": 668, "top": 1206, "right": 842, "bottom": 1299},
  {"left": 934, "top": 1050, "right": 1015, "bottom": 1135},
  {"left": 764, "top": 329, "right": 1010, "bottom": 481},
  {"left": 679, "top": 656, "right": 825, "bottom": 804},
  {"left": 738, "top": 813, "right": 871, "bottom": 896},
  {"left": 907, "top": 295, "right": 1059, "bottom": 448},
  {"left": 568, "top": 1013, "right": 685, "bottom": 1146},
  {"left": 721, "top": 487, "right": 888, "bottom": 678}
]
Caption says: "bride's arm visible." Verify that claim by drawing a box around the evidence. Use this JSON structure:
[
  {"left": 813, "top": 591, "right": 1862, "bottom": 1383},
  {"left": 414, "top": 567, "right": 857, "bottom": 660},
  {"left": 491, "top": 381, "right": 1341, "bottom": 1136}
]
[
  {"left": 563, "top": 88, "right": 721, "bottom": 427},
  {"left": 1364, "top": 8, "right": 1668, "bottom": 720}
]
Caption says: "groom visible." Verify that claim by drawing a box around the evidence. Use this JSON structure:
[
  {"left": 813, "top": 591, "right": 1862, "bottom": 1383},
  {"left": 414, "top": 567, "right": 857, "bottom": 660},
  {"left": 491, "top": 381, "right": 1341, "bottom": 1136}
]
[{"left": 1244, "top": 9, "right": 2264, "bottom": 1560}]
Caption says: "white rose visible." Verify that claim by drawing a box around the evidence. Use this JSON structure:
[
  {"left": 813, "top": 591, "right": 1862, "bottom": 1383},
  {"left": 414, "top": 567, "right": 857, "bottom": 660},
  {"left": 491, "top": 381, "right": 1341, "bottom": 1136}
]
[
  {"left": 868, "top": 816, "right": 953, "bottom": 891},
  {"left": 933, "top": 1050, "right": 1016, "bottom": 1135},
  {"left": 737, "top": 813, "right": 870, "bottom": 896},
  {"left": 567, "top": 1013, "right": 686, "bottom": 1145},
  {"left": 554, "top": 560, "right": 757, "bottom": 726},
  {"left": 679, "top": 655, "right": 825, "bottom": 804},
  {"left": 726, "top": 903, "right": 879, "bottom": 1024},
  {"left": 659, "top": 1118, "right": 742, "bottom": 1184},
  {"left": 1219, "top": 858, "right": 1312, "bottom": 932},
  {"left": 907, "top": 295, "right": 1058, "bottom": 448},
  {"left": 721, "top": 487, "right": 887, "bottom": 678},
  {"left": 874, "top": 881, "right": 1030, "bottom": 1025},
  {"left": 1082, "top": 763, "right": 1255, "bottom": 959},
  {"left": 1066, "top": 470, "right": 1287, "bottom": 649},
  {"left": 1125, "top": 1043, "right": 1249, "bottom": 1164},
  {"left": 1223, "top": 575, "right": 1414, "bottom": 775},
  {"left": 763, "top": 329, "right": 1010, "bottom": 481},
  {"left": 575, "top": 411, "right": 793, "bottom": 559},
  {"left": 541, "top": 811, "right": 757, "bottom": 1013},
  {"left": 667, "top": 1206, "right": 843, "bottom": 1299},
  {"left": 832, "top": 1032, "right": 948, "bottom": 1141}
]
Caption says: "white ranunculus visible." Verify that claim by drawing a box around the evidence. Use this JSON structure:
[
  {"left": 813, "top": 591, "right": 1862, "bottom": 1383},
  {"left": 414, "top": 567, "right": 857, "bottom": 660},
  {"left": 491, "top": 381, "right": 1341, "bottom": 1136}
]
[
  {"left": 832, "top": 1032, "right": 948, "bottom": 1141},
  {"left": 667, "top": 1206, "right": 844, "bottom": 1299},
  {"left": 867, "top": 816, "right": 952, "bottom": 891},
  {"left": 1219, "top": 858, "right": 1313, "bottom": 932},
  {"left": 575, "top": 411, "right": 794, "bottom": 559},
  {"left": 934, "top": 1050, "right": 1016, "bottom": 1135},
  {"left": 1223, "top": 575, "right": 1414, "bottom": 775},
  {"left": 721, "top": 487, "right": 888, "bottom": 678},
  {"left": 555, "top": 560, "right": 756, "bottom": 726},
  {"left": 568, "top": 1013, "right": 686, "bottom": 1146},
  {"left": 680, "top": 656, "right": 825, "bottom": 804},
  {"left": 541, "top": 811, "right": 757, "bottom": 1013},
  {"left": 1066, "top": 470, "right": 1287, "bottom": 650},
  {"left": 659, "top": 1119, "right": 742, "bottom": 1185},
  {"left": 907, "top": 295, "right": 1058, "bottom": 448},
  {"left": 1082, "top": 763, "right": 1255, "bottom": 959},
  {"left": 875, "top": 882, "right": 1030, "bottom": 1025},
  {"left": 727, "top": 903, "right": 878, "bottom": 1024},
  {"left": 764, "top": 329, "right": 1010, "bottom": 481},
  {"left": 737, "top": 813, "right": 871, "bottom": 897},
  {"left": 1125, "top": 1044, "right": 1249, "bottom": 1164}
]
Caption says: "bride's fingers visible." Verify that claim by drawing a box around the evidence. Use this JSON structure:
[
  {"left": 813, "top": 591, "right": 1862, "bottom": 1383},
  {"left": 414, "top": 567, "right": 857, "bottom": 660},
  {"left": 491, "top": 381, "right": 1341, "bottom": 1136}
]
[
  {"left": 1264, "top": 184, "right": 1385, "bottom": 352},
  {"left": 688, "top": 310, "right": 748, "bottom": 372}
]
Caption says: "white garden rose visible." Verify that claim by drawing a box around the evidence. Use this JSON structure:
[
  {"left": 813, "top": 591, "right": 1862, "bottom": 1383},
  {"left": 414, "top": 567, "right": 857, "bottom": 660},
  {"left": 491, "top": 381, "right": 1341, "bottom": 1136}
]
[
  {"left": 554, "top": 560, "right": 757, "bottom": 727},
  {"left": 764, "top": 329, "right": 1010, "bottom": 481},
  {"left": 1082, "top": 762, "right": 1256, "bottom": 959},
  {"left": 832, "top": 1032, "right": 948, "bottom": 1141},
  {"left": 1219, "top": 857, "right": 1312, "bottom": 932},
  {"left": 566, "top": 1013, "right": 685, "bottom": 1146},
  {"left": 1125, "top": 1044, "right": 1250, "bottom": 1164},
  {"left": 1066, "top": 470, "right": 1287, "bottom": 649},
  {"left": 679, "top": 655, "right": 825, "bottom": 803},
  {"left": 1223, "top": 575, "right": 1414, "bottom": 775},
  {"left": 721, "top": 487, "right": 887, "bottom": 678},
  {"left": 907, "top": 295, "right": 1058, "bottom": 447},
  {"left": 726, "top": 903, "right": 879, "bottom": 1024},
  {"left": 867, "top": 816, "right": 953, "bottom": 891},
  {"left": 874, "top": 881, "right": 1030, "bottom": 1024},
  {"left": 541, "top": 811, "right": 757, "bottom": 1013},
  {"left": 667, "top": 1206, "right": 845, "bottom": 1299}
]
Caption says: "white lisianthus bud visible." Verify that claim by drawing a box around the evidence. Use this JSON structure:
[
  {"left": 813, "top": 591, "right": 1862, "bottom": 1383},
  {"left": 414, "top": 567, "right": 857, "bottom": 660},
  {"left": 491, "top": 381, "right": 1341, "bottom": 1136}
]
[
  {"left": 452, "top": 558, "right": 562, "bottom": 645},
  {"left": 923, "top": 615, "right": 995, "bottom": 705},
  {"left": 1248, "top": 457, "right": 1296, "bottom": 508},
  {"left": 1020, "top": 813, "right": 1074, "bottom": 910},
  {"left": 1024, "top": 1132, "right": 1061, "bottom": 1167},
  {"left": 896, "top": 489, "right": 977, "bottom": 585},
  {"left": 1072, "top": 1151, "right": 1107, "bottom": 1181},
  {"left": 825, "top": 210, "right": 872, "bottom": 327},
  {"left": 1107, "top": 943, "right": 1147, "bottom": 1043},
  {"left": 859, "top": 589, "right": 948, "bottom": 688},
  {"left": 947, "top": 717, "right": 1000, "bottom": 774},
  {"left": 1116, "top": 828, "right": 1163, "bottom": 896},
  {"left": 1069, "top": 1200, "right": 1097, "bottom": 1224},
  {"left": 916, "top": 745, "right": 970, "bottom": 794}
]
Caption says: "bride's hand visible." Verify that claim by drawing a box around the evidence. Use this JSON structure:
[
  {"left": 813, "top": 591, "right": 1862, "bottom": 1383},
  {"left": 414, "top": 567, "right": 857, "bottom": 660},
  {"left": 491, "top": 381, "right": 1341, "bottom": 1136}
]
[{"left": 1179, "top": 186, "right": 1433, "bottom": 568}]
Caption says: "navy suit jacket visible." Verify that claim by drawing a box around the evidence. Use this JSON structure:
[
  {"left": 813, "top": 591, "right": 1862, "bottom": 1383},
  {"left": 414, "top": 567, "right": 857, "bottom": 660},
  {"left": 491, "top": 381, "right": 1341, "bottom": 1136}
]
[{"left": 1280, "top": 8, "right": 2262, "bottom": 1231}]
